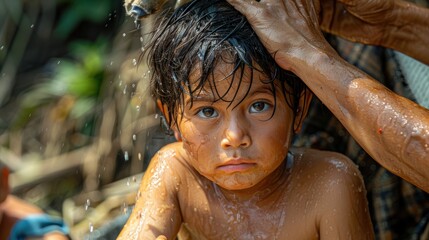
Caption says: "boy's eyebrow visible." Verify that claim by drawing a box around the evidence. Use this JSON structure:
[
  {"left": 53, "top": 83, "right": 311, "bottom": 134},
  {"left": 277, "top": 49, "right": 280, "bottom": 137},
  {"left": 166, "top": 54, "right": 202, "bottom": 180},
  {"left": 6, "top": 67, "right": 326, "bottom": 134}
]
[
  {"left": 246, "top": 84, "right": 276, "bottom": 98},
  {"left": 184, "top": 83, "right": 276, "bottom": 105},
  {"left": 185, "top": 92, "right": 216, "bottom": 105},
  {"left": 193, "top": 94, "right": 215, "bottom": 102}
]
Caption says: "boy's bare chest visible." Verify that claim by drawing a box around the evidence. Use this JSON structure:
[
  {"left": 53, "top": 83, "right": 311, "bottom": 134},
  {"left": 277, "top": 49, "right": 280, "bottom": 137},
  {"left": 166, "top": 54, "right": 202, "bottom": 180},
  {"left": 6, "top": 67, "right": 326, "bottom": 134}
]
[{"left": 176, "top": 177, "right": 320, "bottom": 240}]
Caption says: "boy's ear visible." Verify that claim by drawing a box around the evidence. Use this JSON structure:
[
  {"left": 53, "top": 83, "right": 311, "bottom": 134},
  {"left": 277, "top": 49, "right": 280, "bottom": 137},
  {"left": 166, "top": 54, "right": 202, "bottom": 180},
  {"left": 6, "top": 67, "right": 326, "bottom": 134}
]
[
  {"left": 156, "top": 100, "right": 182, "bottom": 142},
  {"left": 293, "top": 90, "right": 313, "bottom": 133}
]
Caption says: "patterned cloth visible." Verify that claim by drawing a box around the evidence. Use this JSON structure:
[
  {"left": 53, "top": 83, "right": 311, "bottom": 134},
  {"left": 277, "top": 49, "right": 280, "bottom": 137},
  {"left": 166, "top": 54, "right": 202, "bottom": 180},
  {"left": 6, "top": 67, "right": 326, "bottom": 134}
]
[{"left": 293, "top": 35, "right": 429, "bottom": 240}]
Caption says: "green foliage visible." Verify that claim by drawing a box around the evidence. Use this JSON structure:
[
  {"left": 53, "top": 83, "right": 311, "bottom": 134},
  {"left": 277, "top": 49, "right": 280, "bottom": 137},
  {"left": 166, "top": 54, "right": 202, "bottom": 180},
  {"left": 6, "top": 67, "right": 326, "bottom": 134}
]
[
  {"left": 14, "top": 39, "right": 108, "bottom": 129},
  {"left": 54, "top": 0, "right": 115, "bottom": 38}
]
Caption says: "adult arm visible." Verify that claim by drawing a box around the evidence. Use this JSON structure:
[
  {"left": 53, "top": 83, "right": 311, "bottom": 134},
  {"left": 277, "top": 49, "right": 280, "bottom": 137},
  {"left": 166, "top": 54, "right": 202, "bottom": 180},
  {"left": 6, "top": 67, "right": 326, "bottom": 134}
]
[
  {"left": 117, "top": 147, "right": 182, "bottom": 239},
  {"left": 319, "top": 0, "right": 429, "bottom": 65},
  {"left": 226, "top": 0, "right": 429, "bottom": 192}
]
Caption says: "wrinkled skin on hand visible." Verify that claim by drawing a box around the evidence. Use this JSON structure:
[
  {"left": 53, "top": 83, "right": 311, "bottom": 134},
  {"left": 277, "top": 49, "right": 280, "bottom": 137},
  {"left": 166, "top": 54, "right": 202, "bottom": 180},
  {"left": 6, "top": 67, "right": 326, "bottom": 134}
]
[
  {"left": 227, "top": 0, "right": 397, "bottom": 66},
  {"left": 226, "top": 0, "right": 333, "bottom": 71},
  {"left": 319, "top": 0, "right": 396, "bottom": 46}
]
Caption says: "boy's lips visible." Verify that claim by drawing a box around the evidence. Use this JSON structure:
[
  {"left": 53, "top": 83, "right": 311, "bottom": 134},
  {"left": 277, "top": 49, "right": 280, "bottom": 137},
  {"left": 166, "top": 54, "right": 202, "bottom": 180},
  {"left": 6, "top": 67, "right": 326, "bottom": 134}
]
[{"left": 217, "top": 158, "right": 256, "bottom": 173}]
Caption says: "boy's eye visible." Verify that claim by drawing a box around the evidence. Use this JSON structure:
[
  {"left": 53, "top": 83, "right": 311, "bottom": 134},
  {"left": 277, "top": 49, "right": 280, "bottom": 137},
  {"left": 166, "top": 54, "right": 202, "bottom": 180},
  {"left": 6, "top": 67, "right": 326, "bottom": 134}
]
[
  {"left": 197, "top": 107, "right": 218, "bottom": 118},
  {"left": 249, "top": 101, "right": 270, "bottom": 113}
]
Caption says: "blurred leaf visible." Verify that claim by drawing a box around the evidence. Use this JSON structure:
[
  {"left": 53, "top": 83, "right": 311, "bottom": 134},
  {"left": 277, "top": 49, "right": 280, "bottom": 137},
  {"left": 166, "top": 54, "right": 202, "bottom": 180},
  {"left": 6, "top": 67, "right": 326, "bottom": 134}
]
[
  {"left": 70, "top": 98, "right": 96, "bottom": 119},
  {"left": 14, "top": 40, "right": 107, "bottom": 129},
  {"left": 55, "top": 0, "right": 114, "bottom": 38}
]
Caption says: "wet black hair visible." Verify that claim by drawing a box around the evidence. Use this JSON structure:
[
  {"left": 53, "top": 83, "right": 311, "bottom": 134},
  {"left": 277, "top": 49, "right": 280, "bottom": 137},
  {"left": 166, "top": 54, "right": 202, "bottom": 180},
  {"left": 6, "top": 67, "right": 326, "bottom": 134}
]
[{"left": 143, "top": 0, "right": 308, "bottom": 128}]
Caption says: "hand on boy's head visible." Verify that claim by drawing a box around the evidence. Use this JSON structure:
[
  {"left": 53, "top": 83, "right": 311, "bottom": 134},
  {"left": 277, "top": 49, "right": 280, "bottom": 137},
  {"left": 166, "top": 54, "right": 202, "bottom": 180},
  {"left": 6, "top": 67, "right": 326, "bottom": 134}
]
[{"left": 226, "top": 0, "right": 333, "bottom": 70}]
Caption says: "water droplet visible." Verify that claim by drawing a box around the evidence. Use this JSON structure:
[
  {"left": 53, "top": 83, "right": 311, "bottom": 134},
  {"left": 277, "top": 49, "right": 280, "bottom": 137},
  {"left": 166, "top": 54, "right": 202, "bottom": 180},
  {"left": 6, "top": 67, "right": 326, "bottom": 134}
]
[
  {"left": 85, "top": 199, "right": 91, "bottom": 210},
  {"left": 121, "top": 202, "right": 129, "bottom": 214},
  {"left": 132, "top": 134, "right": 137, "bottom": 141},
  {"left": 134, "top": 19, "right": 141, "bottom": 29},
  {"left": 126, "top": 178, "right": 130, "bottom": 186},
  {"left": 132, "top": 58, "right": 137, "bottom": 66},
  {"left": 57, "top": 60, "right": 61, "bottom": 65},
  {"left": 0, "top": 46, "right": 4, "bottom": 50},
  {"left": 124, "top": 151, "right": 129, "bottom": 161},
  {"left": 89, "top": 222, "right": 94, "bottom": 232},
  {"left": 30, "top": 24, "right": 34, "bottom": 28},
  {"left": 122, "top": 33, "right": 127, "bottom": 37},
  {"left": 155, "top": 114, "right": 159, "bottom": 119},
  {"left": 138, "top": 152, "right": 142, "bottom": 160}
]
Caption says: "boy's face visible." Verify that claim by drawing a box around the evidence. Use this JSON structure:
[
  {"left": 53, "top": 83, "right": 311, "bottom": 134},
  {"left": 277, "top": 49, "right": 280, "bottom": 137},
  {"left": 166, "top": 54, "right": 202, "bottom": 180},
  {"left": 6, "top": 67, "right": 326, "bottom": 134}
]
[{"left": 173, "top": 62, "right": 309, "bottom": 190}]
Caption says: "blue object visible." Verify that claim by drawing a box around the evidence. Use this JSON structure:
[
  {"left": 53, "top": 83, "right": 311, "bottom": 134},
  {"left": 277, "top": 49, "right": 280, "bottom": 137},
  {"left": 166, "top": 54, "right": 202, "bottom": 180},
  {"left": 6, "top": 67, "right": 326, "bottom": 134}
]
[
  {"left": 130, "top": 5, "right": 149, "bottom": 19},
  {"left": 9, "top": 214, "right": 69, "bottom": 240}
]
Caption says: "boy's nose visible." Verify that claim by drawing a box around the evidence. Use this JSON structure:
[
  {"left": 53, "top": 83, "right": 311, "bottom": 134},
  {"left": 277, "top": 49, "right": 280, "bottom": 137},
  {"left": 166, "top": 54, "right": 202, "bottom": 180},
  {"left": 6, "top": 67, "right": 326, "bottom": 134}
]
[{"left": 220, "top": 120, "right": 251, "bottom": 149}]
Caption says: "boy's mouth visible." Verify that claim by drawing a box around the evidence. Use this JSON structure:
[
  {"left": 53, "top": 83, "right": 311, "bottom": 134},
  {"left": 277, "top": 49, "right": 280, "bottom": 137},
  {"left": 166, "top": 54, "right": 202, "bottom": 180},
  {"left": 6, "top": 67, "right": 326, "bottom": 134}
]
[{"left": 217, "top": 158, "right": 256, "bottom": 173}]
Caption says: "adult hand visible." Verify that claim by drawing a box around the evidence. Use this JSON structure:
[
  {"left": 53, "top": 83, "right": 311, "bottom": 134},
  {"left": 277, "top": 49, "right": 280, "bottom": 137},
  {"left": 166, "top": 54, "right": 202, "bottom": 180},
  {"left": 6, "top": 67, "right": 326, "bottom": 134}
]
[
  {"left": 319, "top": 0, "right": 396, "bottom": 46},
  {"left": 226, "top": 0, "right": 335, "bottom": 71}
]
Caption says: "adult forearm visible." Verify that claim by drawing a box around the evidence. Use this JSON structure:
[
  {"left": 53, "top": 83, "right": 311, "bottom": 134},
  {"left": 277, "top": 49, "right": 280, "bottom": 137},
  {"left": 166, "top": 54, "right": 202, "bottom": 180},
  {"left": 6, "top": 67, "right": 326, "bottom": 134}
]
[
  {"left": 286, "top": 49, "right": 429, "bottom": 192},
  {"left": 387, "top": 0, "right": 429, "bottom": 65}
]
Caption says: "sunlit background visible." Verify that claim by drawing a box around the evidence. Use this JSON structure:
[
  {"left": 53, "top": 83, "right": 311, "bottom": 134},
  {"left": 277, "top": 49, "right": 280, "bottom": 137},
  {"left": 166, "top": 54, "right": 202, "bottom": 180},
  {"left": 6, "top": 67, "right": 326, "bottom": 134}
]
[{"left": 0, "top": 0, "right": 176, "bottom": 238}]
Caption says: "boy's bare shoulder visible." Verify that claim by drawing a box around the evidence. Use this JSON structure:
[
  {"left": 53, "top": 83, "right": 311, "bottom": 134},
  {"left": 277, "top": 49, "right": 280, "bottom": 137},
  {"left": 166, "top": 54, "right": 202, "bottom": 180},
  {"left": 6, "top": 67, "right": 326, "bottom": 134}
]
[
  {"left": 154, "top": 142, "right": 191, "bottom": 166},
  {"left": 291, "top": 147, "right": 361, "bottom": 178},
  {"left": 288, "top": 147, "right": 365, "bottom": 200},
  {"left": 151, "top": 142, "right": 202, "bottom": 180},
  {"left": 286, "top": 149, "right": 373, "bottom": 239}
]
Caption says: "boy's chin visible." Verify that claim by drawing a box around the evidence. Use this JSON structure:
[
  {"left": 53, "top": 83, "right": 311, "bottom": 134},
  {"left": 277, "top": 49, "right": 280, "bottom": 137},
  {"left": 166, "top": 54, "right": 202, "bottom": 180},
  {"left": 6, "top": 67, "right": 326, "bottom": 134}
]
[{"left": 213, "top": 177, "right": 260, "bottom": 191}]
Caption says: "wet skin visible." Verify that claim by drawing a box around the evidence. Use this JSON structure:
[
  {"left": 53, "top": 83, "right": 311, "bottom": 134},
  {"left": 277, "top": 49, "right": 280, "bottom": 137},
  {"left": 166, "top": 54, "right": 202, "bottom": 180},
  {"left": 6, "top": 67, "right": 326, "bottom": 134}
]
[
  {"left": 226, "top": 0, "right": 429, "bottom": 192},
  {"left": 118, "top": 63, "right": 374, "bottom": 239}
]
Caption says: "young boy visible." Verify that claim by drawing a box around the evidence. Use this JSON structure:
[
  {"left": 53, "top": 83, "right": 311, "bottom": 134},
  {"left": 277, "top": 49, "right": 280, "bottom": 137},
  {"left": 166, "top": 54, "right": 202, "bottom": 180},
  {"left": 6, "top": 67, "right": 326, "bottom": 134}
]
[{"left": 118, "top": 0, "right": 374, "bottom": 239}]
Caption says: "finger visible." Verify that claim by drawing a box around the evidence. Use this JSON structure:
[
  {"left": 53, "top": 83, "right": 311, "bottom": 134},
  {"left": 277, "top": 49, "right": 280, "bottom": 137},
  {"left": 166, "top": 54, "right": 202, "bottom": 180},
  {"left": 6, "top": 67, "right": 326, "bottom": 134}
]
[
  {"left": 226, "top": 0, "right": 261, "bottom": 16},
  {"left": 319, "top": 0, "right": 336, "bottom": 32},
  {"left": 302, "top": 0, "right": 320, "bottom": 26},
  {"left": 156, "top": 235, "right": 168, "bottom": 240},
  {"left": 336, "top": 0, "right": 357, "bottom": 7}
]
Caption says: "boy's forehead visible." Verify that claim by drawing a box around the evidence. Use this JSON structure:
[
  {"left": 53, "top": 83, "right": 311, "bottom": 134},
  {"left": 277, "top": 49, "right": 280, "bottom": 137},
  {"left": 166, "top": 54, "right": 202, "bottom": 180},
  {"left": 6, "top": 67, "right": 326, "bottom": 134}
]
[
  {"left": 189, "top": 61, "right": 254, "bottom": 87},
  {"left": 186, "top": 61, "right": 275, "bottom": 103}
]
